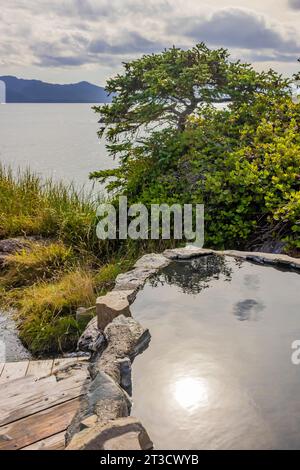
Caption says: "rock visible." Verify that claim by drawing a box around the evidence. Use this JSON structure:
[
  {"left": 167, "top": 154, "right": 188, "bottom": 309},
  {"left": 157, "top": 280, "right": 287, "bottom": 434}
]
[
  {"left": 114, "top": 254, "right": 169, "bottom": 294},
  {"left": 63, "top": 351, "right": 90, "bottom": 359},
  {"left": 91, "top": 315, "right": 150, "bottom": 386},
  {"left": 80, "top": 414, "right": 98, "bottom": 430},
  {"left": 134, "top": 253, "right": 170, "bottom": 270},
  {"left": 118, "top": 357, "right": 132, "bottom": 395},
  {"left": 76, "top": 306, "right": 96, "bottom": 322},
  {"left": 0, "top": 237, "right": 34, "bottom": 268},
  {"left": 66, "top": 417, "right": 153, "bottom": 451},
  {"left": 114, "top": 267, "right": 157, "bottom": 292},
  {"left": 77, "top": 317, "right": 106, "bottom": 353},
  {"left": 96, "top": 290, "right": 134, "bottom": 331},
  {"left": 163, "top": 246, "right": 214, "bottom": 260},
  {"left": 220, "top": 250, "right": 300, "bottom": 271},
  {"left": 0, "top": 237, "right": 32, "bottom": 254},
  {"left": 65, "top": 371, "right": 131, "bottom": 444}
]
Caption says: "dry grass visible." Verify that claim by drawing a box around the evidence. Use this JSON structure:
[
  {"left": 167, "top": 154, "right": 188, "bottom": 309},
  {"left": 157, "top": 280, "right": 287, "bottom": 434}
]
[
  {"left": 13, "top": 270, "right": 96, "bottom": 354},
  {"left": 1, "top": 241, "right": 75, "bottom": 287}
]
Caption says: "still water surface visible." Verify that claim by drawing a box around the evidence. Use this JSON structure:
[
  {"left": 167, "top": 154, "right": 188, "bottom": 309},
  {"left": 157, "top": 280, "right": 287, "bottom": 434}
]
[
  {"left": 0, "top": 104, "right": 113, "bottom": 189},
  {"left": 131, "top": 256, "right": 300, "bottom": 450}
]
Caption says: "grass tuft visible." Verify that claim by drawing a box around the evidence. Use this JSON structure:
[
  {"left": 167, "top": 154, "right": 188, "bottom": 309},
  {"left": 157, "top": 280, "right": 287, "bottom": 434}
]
[
  {"left": 0, "top": 164, "right": 102, "bottom": 252},
  {"left": 13, "top": 270, "right": 96, "bottom": 354},
  {"left": 1, "top": 241, "right": 75, "bottom": 288}
]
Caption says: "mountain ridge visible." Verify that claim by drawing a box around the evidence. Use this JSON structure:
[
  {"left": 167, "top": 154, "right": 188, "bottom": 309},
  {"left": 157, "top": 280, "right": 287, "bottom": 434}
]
[{"left": 0, "top": 75, "right": 111, "bottom": 103}]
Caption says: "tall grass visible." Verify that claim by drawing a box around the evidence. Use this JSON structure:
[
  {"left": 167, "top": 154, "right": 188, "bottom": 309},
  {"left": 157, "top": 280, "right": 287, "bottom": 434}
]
[
  {"left": 0, "top": 164, "right": 103, "bottom": 253},
  {"left": 15, "top": 270, "right": 97, "bottom": 354},
  {"left": 0, "top": 165, "right": 177, "bottom": 354},
  {"left": 1, "top": 241, "right": 75, "bottom": 288}
]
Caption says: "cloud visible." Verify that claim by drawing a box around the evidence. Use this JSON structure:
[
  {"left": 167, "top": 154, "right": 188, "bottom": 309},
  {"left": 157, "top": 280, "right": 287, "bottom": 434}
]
[
  {"left": 170, "top": 8, "right": 300, "bottom": 53},
  {"left": 89, "top": 31, "right": 164, "bottom": 55},
  {"left": 8, "top": 0, "right": 172, "bottom": 21},
  {"left": 247, "top": 51, "right": 299, "bottom": 63},
  {"left": 289, "top": 0, "right": 300, "bottom": 9},
  {"left": 1, "top": 1, "right": 300, "bottom": 81},
  {"left": 1, "top": 0, "right": 170, "bottom": 71}
]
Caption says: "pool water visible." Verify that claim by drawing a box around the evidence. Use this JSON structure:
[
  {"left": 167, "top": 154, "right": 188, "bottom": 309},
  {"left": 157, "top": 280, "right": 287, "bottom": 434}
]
[{"left": 130, "top": 255, "right": 300, "bottom": 450}]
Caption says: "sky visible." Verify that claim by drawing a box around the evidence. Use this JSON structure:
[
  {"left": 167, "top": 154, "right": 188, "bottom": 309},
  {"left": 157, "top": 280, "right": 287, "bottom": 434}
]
[{"left": 1, "top": 0, "right": 300, "bottom": 86}]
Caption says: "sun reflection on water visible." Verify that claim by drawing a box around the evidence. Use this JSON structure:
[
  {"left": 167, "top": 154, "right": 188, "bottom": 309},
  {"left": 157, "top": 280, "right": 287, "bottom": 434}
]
[{"left": 173, "top": 377, "right": 209, "bottom": 411}]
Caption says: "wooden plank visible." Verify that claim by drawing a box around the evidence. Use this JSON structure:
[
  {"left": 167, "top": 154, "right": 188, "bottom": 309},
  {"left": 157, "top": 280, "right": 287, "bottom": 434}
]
[
  {"left": 21, "top": 431, "right": 66, "bottom": 451},
  {"left": 0, "top": 399, "right": 79, "bottom": 450},
  {"left": 0, "top": 371, "right": 88, "bottom": 426},
  {"left": 0, "top": 361, "right": 29, "bottom": 382},
  {"left": 0, "top": 374, "right": 55, "bottom": 399},
  {"left": 52, "top": 358, "right": 78, "bottom": 374},
  {"left": 26, "top": 360, "right": 54, "bottom": 379}
]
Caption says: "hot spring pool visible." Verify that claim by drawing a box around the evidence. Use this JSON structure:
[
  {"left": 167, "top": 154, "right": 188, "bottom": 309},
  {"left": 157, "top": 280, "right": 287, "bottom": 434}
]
[{"left": 130, "top": 255, "right": 300, "bottom": 450}]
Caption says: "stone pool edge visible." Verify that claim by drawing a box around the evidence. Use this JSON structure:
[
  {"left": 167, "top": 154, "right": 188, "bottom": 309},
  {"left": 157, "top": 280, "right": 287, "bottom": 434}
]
[{"left": 67, "top": 247, "right": 300, "bottom": 450}]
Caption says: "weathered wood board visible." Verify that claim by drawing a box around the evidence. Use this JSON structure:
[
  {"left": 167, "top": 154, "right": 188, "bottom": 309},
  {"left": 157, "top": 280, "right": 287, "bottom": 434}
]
[
  {"left": 0, "top": 398, "right": 80, "bottom": 450},
  {"left": 0, "top": 358, "right": 89, "bottom": 450}
]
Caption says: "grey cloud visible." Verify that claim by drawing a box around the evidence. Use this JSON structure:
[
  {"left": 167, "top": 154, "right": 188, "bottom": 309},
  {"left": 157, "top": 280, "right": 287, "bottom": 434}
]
[
  {"left": 248, "top": 51, "right": 299, "bottom": 63},
  {"left": 5, "top": 0, "right": 110, "bottom": 19},
  {"left": 289, "top": 0, "right": 300, "bottom": 9},
  {"left": 171, "top": 8, "right": 300, "bottom": 53},
  {"left": 33, "top": 31, "right": 164, "bottom": 68},
  {"left": 89, "top": 32, "right": 164, "bottom": 54},
  {"left": 9, "top": 0, "right": 171, "bottom": 21},
  {"left": 35, "top": 55, "right": 91, "bottom": 67}
]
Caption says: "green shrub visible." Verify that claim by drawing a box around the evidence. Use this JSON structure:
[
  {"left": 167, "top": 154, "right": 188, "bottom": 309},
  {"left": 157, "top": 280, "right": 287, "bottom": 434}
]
[{"left": 97, "top": 95, "right": 300, "bottom": 252}]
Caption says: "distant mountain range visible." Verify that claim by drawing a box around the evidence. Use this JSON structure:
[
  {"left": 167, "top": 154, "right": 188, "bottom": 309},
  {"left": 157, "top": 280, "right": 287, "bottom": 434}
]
[{"left": 0, "top": 76, "right": 111, "bottom": 103}]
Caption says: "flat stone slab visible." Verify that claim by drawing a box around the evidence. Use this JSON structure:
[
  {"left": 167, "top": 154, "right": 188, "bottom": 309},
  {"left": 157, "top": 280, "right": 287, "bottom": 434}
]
[
  {"left": 66, "top": 417, "right": 153, "bottom": 450},
  {"left": 163, "top": 247, "right": 214, "bottom": 260},
  {"left": 134, "top": 253, "right": 170, "bottom": 270},
  {"left": 219, "top": 250, "right": 300, "bottom": 270},
  {"left": 114, "top": 267, "right": 157, "bottom": 292}
]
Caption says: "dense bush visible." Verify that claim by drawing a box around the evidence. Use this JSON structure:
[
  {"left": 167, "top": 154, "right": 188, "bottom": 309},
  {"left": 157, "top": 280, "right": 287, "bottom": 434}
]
[
  {"left": 119, "top": 95, "right": 300, "bottom": 251},
  {"left": 92, "top": 44, "right": 300, "bottom": 253}
]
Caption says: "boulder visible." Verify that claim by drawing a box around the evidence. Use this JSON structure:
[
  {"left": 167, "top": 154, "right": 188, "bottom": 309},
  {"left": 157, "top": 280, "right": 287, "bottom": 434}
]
[
  {"left": 96, "top": 290, "right": 134, "bottom": 331},
  {"left": 65, "top": 370, "right": 131, "bottom": 444},
  {"left": 77, "top": 317, "right": 106, "bottom": 353},
  {"left": 66, "top": 417, "right": 153, "bottom": 451},
  {"left": 91, "top": 315, "right": 150, "bottom": 386}
]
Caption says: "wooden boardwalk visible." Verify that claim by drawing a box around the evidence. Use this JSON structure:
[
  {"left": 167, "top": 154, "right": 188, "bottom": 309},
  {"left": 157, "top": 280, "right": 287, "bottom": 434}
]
[{"left": 0, "top": 358, "right": 90, "bottom": 450}]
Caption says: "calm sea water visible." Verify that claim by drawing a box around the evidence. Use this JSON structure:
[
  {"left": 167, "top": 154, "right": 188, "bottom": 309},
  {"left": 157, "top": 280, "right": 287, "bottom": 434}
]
[
  {"left": 0, "top": 104, "right": 115, "bottom": 190},
  {"left": 131, "top": 256, "right": 300, "bottom": 450}
]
